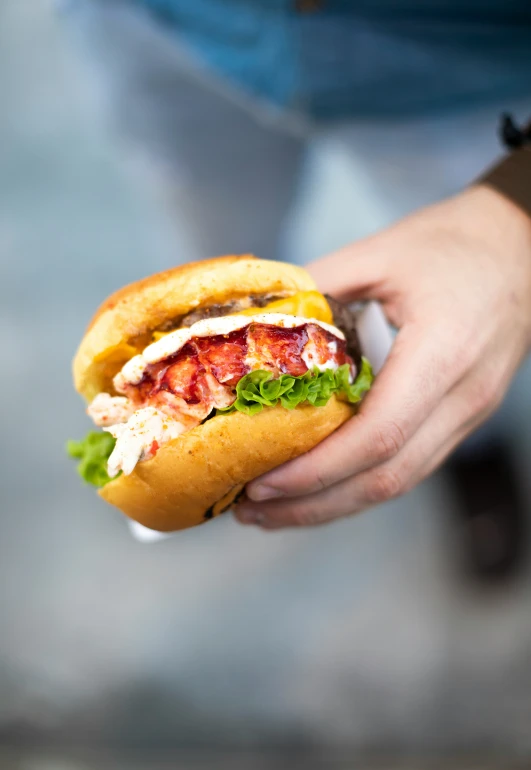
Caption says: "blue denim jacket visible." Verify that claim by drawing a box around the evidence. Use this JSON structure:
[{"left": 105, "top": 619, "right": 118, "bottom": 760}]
[{"left": 125, "top": 1, "right": 531, "bottom": 119}]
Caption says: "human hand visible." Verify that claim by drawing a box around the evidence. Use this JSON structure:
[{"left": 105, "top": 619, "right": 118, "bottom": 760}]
[{"left": 236, "top": 185, "right": 531, "bottom": 529}]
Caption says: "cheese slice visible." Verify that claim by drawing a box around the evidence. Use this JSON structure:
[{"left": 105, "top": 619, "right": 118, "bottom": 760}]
[
  {"left": 150, "top": 291, "right": 332, "bottom": 343},
  {"left": 238, "top": 291, "right": 333, "bottom": 324}
]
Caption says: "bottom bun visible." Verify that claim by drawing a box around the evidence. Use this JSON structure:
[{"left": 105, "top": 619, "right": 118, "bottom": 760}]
[{"left": 100, "top": 397, "right": 355, "bottom": 532}]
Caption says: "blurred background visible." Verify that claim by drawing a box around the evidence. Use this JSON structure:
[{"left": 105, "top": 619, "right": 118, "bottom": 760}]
[{"left": 1, "top": 1, "right": 531, "bottom": 768}]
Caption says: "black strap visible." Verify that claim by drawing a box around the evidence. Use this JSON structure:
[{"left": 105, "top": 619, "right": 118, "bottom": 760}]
[{"left": 500, "top": 113, "right": 531, "bottom": 150}]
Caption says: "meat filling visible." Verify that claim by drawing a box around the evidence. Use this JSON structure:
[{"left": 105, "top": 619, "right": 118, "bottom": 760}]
[
  {"left": 158, "top": 293, "right": 289, "bottom": 331},
  {"left": 120, "top": 322, "right": 351, "bottom": 424},
  {"left": 89, "top": 320, "right": 353, "bottom": 477}
]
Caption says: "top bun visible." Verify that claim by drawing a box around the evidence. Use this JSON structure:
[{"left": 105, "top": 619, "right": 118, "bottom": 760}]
[{"left": 73, "top": 255, "right": 316, "bottom": 400}]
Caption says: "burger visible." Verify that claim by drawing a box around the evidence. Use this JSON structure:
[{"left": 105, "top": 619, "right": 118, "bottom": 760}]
[{"left": 68, "top": 255, "right": 373, "bottom": 532}]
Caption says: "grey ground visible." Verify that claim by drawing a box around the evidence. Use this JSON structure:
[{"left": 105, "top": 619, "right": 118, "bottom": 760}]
[{"left": 1, "top": 0, "right": 531, "bottom": 764}]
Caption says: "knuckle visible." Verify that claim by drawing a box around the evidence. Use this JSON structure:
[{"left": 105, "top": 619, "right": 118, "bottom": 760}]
[
  {"left": 370, "top": 420, "right": 407, "bottom": 463},
  {"left": 451, "top": 337, "right": 475, "bottom": 375},
  {"left": 263, "top": 454, "right": 330, "bottom": 497},
  {"left": 469, "top": 378, "right": 499, "bottom": 414},
  {"left": 297, "top": 449, "right": 338, "bottom": 494},
  {"left": 309, "top": 464, "right": 330, "bottom": 494},
  {"left": 365, "top": 466, "right": 405, "bottom": 503},
  {"left": 290, "top": 503, "right": 324, "bottom": 527}
]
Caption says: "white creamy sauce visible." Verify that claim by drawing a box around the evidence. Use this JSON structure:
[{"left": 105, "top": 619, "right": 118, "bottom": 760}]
[
  {"left": 120, "top": 313, "right": 345, "bottom": 386},
  {"left": 120, "top": 354, "right": 147, "bottom": 385},
  {"left": 87, "top": 393, "right": 134, "bottom": 427},
  {"left": 301, "top": 344, "right": 339, "bottom": 373},
  {"left": 143, "top": 327, "right": 192, "bottom": 365},
  {"left": 104, "top": 407, "right": 186, "bottom": 477}
]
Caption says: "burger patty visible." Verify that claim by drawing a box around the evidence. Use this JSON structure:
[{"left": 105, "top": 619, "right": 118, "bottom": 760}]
[{"left": 159, "top": 293, "right": 288, "bottom": 331}]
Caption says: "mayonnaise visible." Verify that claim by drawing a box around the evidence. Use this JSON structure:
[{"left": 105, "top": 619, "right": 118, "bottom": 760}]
[
  {"left": 104, "top": 407, "right": 186, "bottom": 477},
  {"left": 87, "top": 392, "right": 135, "bottom": 427},
  {"left": 301, "top": 344, "right": 339, "bottom": 373},
  {"left": 117, "top": 313, "right": 345, "bottom": 387}
]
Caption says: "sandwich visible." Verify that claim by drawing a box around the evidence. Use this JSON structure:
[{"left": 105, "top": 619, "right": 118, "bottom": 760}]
[{"left": 68, "top": 255, "right": 373, "bottom": 532}]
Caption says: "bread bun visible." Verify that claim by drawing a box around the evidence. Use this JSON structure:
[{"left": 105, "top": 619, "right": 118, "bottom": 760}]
[
  {"left": 74, "top": 255, "right": 316, "bottom": 400},
  {"left": 73, "top": 254, "right": 356, "bottom": 532},
  {"left": 100, "top": 397, "right": 354, "bottom": 532}
]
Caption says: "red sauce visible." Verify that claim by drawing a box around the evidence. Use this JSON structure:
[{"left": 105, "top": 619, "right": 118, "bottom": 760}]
[
  {"left": 126, "top": 322, "right": 352, "bottom": 415},
  {"left": 195, "top": 328, "right": 249, "bottom": 386},
  {"left": 306, "top": 323, "right": 349, "bottom": 369},
  {"left": 248, "top": 323, "right": 309, "bottom": 376},
  {"left": 160, "top": 343, "right": 208, "bottom": 405}
]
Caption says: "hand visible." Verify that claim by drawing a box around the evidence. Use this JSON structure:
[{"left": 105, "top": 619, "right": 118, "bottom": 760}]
[{"left": 235, "top": 185, "right": 531, "bottom": 529}]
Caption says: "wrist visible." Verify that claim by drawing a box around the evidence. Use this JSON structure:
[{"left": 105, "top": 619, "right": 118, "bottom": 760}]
[
  {"left": 463, "top": 184, "right": 531, "bottom": 350},
  {"left": 477, "top": 143, "right": 531, "bottom": 221},
  {"left": 473, "top": 182, "right": 531, "bottom": 240}
]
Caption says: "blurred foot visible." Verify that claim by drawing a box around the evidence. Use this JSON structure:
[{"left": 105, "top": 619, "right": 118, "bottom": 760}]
[{"left": 444, "top": 439, "right": 528, "bottom": 584}]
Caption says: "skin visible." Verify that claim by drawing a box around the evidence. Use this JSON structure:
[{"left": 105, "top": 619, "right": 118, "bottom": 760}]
[{"left": 235, "top": 185, "right": 531, "bottom": 529}]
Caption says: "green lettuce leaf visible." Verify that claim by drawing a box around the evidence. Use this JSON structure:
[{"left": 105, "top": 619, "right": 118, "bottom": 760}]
[
  {"left": 66, "top": 431, "right": 118, "bottom": 488},
  {"left": 218, "top": 357, "right": 374, "bottom": 416},
  {"left": 68, "top": 358, "right": 373, "bottom": 486}
]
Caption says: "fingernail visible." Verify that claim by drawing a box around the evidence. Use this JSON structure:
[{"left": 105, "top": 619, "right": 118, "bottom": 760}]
[
  {"left": 247, "top": 484, "right": 283, "bottom": 502},
  {"left": 236, "top": 505, "right": 266, "bottom": 526}
]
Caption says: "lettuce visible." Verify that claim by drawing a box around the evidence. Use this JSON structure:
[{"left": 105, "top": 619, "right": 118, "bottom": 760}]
[
  {"left": 218, "top": 357, "right": 374, "bottom": 417},
  {"left": 66, "top": 431, "right": 118, "bottom": 488},
  {"left": 67, "top": 358, "right": 373, "bottom": 487}
]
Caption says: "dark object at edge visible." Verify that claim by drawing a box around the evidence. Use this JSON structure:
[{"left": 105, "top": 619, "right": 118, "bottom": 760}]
[
  {"left": 500, "top": 113, "right": 531, "bottom": 150},
  {"left": 325, "top": 294, "right": 363, "bottom": 374},
  {"left": 444, "top": 438, "right": 528, "bottom": 585}
]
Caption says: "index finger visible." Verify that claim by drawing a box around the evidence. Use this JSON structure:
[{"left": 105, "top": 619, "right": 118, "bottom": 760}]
[
  {"left": 307, "top": 239, "right": 389, "bottom": 302},
  {"left": 246, "top": 324, "right": 462, "bottom": 501}
]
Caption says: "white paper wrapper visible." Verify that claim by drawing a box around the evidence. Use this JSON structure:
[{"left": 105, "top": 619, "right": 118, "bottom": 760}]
[{"left": 128, "top": 301, "right": 394, "bottom": 543}]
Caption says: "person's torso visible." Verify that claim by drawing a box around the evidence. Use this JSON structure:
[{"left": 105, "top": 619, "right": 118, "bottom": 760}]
[{"left": 133, "top": 0, "right": 531, "bottom": 120}]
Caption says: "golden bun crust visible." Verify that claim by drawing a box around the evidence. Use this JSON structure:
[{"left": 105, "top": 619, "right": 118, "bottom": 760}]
[
  {"left": 100, "top": 397, "right": 354, "bottom": 532},
  {"left": 74, "top": 255, "right": 316, "bottom": 400}
]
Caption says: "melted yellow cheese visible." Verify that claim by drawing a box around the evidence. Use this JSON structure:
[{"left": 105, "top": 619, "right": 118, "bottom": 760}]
[
  {"left": 151, "top": 330, "right": 172, "bottom": 343},
  {"left": 94, "top": 342, "right": 139, "bottom": 364},
  {"left": 237, "top": 291, "right": 333, "bottom": 324},
  {"left": 150, "top": 291, "right": 332, "bottom": 344}
]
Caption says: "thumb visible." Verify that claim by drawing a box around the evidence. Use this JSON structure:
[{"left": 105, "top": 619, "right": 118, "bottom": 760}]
[{"left": 307, "top": 232, "right": 392, "bottom": 302}]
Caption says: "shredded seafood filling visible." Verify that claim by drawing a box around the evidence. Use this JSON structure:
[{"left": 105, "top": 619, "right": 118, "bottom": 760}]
[{"left": 87, "top": 315, "right": 353, "bottom": 477}]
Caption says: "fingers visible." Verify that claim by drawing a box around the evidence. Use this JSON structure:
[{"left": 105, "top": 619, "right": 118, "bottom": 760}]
[
  {"left": 307, "top": 236, "right": 391, "bottom": 302},
  {"left": 246, "top": 323, "right": 465, "bottom": 503},
  {"left": 236, "top": 479, "right": 367, "bottom": 530},
  {"left": 236, "top": 372, "right": 496, "bottom": 529}
]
